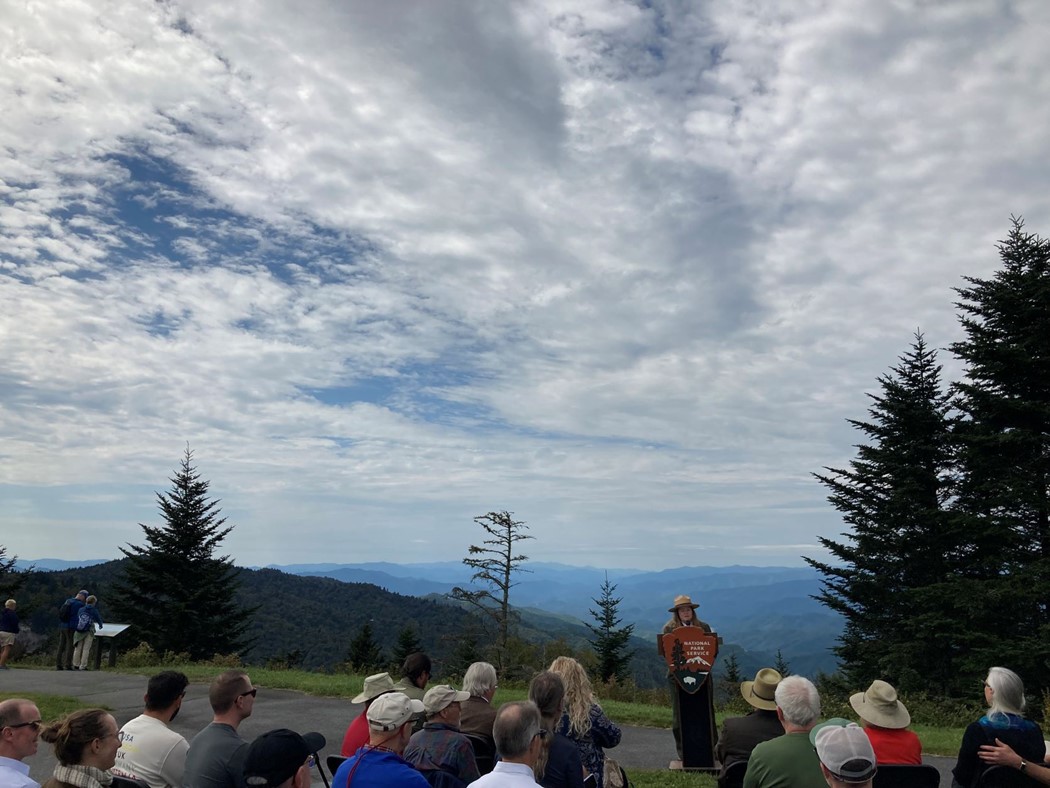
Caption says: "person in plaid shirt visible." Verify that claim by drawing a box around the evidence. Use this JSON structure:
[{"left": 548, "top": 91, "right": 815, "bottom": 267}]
[{"left": 403, "top": 685, "right": 480, "bottom": 784}]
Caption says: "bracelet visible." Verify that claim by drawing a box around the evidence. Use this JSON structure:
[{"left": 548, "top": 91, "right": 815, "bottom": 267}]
[{"left": 1020, "top": 760, "right": 1027, "bottom": 772}]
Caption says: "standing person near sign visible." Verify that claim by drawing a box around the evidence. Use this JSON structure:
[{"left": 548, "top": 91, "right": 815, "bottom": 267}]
[{"left": 660, "top": 595, "right": 712, "bottom": 763}]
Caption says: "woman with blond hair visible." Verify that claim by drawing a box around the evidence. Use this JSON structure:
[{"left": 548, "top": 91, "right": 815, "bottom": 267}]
[
  {"left": 39, "top": 708, "right": 122, "bottom": 788},
  {"left": 548, "top": 657, "right": 621, "bottom": 788}
]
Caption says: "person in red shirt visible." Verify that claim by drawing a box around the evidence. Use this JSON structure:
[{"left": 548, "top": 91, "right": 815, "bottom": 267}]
[
  {"left": 849, "top": 680, "right": 921, "bottom": 764},
  {"left": 340, "top": 673, "right": 395, "bottom": 756}
]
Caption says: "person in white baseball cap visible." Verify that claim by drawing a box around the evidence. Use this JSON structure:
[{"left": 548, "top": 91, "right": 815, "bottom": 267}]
[
  {"left": 810, "top": 719, "right": 877, "bottom": 788},
  {"left": 403, "top": 685, "right": 479, "bottom": 783},
  {"left": 331, "top": 693, "right": 426, "bottom": 788}
]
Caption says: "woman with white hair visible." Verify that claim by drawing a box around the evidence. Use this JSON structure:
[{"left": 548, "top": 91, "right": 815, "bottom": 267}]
[{"left": 951, "top": 667, "right": 1046, "bottom": 788}]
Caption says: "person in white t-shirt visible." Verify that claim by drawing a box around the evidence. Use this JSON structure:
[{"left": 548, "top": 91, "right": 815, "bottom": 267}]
[{"left": 114, "top": 671, "right": 190, "bottom": 788}]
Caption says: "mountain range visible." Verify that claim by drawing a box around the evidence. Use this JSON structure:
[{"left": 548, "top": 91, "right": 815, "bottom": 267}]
[{"left": 15, "top": 558, "right": 843, "bottom": 678}]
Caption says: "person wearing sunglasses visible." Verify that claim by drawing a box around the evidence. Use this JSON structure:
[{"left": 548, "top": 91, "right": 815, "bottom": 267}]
[
  {"left": 184, "top": 671, "right": 257, "bottom": 788},
  {"left": 0, "top": 698, "right": 42, "bottom": 788}
]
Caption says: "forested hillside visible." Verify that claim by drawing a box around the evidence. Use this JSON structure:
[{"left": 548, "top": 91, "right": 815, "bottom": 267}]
[{"left": 12, "top": 561, "right": 482, "bottom": 671}]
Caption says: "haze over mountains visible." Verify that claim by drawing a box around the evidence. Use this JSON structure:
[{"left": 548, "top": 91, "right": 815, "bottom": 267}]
[{"left": 277, "top": 561, "right": 843, "bottom": 676}]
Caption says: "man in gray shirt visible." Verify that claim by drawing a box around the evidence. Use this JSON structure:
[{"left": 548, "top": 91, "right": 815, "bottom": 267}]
[{"left": 183, "top": 671, "right": 257, "bottom": 788}]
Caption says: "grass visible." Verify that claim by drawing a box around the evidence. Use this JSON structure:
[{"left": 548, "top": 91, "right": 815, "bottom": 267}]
[
  {"left": 0, "top": 691, "right": 101, "bottom": 721},
  {"left": 626, "top": 770, "right": 716, "bottom": 787}
]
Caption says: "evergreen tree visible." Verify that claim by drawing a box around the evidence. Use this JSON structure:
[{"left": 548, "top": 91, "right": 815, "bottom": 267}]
[
  {"left": 950, "top": 218, "right": 1050, "bottom": 688},
  {"left": 586, "top": 574, "right": 634, "bottom": 684},
  {"left": 391, "top": 625, "right": 423, "bottom": 670},
  {"left": 450, "top": 511, "right": 532, "bottom": 670},
  {"left": 112, "top": 447, "right": 253, "bottom": 660},
  {"left": 722, "top": 652, "right": 742, "bottom": 684},
  {"left": 805, "top": 333, "right": 958, "bottom": 692},
  {"left": 347, "top": 621, "right": 383, "bottom": 672},
  {"left": 0, "top": 546, "right": 23, "bottom": 597},
  {"left": 773, "top": 649, "right": 791, "bottom": 678}
]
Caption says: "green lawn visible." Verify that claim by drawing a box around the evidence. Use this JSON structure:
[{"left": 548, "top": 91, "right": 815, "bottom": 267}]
[{"left": 0, "top": 691, "right": 100, "bottom": 721}]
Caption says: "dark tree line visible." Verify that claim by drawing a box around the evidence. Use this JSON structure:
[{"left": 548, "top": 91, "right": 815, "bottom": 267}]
[{"left": 807, "top": 219, "right": 1050, "bottom": 696}]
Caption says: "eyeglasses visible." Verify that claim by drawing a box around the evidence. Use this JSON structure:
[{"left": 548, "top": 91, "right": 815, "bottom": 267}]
[
  {"left": 532, "top": 729, "right": 549, "bottom": 741},
  {"left": 305, "top": 756, "right": 316, "bottom": 769},
  {"left": 239, "top": 688, "right": 258, "bottom": 698},
  {"left": 4, "top": 720, "right": 42, "bottom": 732}
]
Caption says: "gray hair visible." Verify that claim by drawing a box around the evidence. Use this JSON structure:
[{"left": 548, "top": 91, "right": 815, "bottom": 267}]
[
  {"left": 775, "top": 675, "right": 821, "bottom": 727},
  {"left": 463, "top": 662, "right": 498, "bottom": 697},
  {"left": 493, "top": 701, "right": 541, "bottom": 760},
  {"left": 4, "top": 599, "right": 14, "bottom": 609},
  {"left": 987, "top": 667, "right": 1026, "bottom": 717}
]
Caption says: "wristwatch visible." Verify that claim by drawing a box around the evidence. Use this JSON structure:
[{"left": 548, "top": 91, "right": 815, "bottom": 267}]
[{"left": 1019, "top": 760, "right": 1028, "bottom": 772}]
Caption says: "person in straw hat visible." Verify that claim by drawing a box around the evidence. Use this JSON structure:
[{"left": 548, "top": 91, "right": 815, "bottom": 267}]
[
  {"left": 848, "top": 680, "right": 921, "bottom": 765},
  {"left": 659, "top": 594, "right": 713, "bottom": 763},
  {"left": 715, "top": 668, "right": 785, "bottom": 787},
  {"left": 340, "top": 672, "right": 396, "bottom": 756}
]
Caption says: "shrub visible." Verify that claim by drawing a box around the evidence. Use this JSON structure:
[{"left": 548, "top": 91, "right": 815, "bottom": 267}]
[{"left": 121, "top": 642, "right": 161, "bottom": 668}]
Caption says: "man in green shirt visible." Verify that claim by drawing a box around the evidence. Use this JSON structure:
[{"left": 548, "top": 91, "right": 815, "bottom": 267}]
[{"left": 743, "top": 676, "right": 824, "bottom": 788}]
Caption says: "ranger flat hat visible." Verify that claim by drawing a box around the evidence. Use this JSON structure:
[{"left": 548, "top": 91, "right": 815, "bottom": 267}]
[{"left": 668, "top": 594, "right": 700, "bottom": 612}]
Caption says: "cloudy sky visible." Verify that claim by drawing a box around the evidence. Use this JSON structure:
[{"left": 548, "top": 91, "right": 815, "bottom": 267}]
[{"left": 2, "top": 0, "right": 1048, "bottom": 571}]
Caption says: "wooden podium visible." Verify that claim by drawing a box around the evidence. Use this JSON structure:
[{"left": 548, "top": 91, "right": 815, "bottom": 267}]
[{"left": 659, "top": 627, "right": 719, "bottom": 769}]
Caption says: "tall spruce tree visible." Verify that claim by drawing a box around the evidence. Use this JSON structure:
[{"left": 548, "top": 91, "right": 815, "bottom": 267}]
[
  {"left": 586, "top": 574, "right": 635, "bottom": 684},
  {"left": 950, "top": 219, "right": 1050, "bottom": 689},
  {"left": 113, "top": 448, "right": 252, "bottom": 660},
  {"left": 806, "top": 333, "right": 958, "bottom": 692}
]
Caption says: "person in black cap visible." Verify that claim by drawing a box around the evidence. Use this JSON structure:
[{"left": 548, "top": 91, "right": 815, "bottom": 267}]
[{"left": 243, "top": 729, "right": 325, "bottom": 788}]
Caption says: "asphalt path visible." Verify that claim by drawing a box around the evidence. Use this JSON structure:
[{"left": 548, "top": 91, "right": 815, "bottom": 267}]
[{"left": 0, "top": 668, "right": 956, "bottom": 785}]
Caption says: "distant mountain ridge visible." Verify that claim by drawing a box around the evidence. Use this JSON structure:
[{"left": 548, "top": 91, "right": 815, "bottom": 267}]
[
  {"left": 275, "top": 561, "right": 843, "bottom": 676},
  {"left": 16, "top": 558, "right": 843, "bottom": 676}
]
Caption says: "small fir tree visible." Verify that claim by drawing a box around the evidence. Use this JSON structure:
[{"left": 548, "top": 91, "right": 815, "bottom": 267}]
[
  {"left": 0, "top": 546, "right": 24, "bottom": 597},
  {"left": 774, "top": 649, "right": 791, "bottom": 677},
  {"left": 391, "top": 626, "right": 423, "bottom": 671},
  {"left": 347, "top": 621, "right": 384, "bottom": 673},
  {"left": 586, "top": 574, "right": 635, "bottom": 684}
]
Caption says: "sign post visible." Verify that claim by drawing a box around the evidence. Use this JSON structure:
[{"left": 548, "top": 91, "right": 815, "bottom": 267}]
[{"left": 660, "top": 628, "right": 719, "bottom": 769}]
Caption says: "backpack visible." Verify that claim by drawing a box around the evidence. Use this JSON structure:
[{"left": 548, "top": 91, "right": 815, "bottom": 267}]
[
  {"left": 59, "top": 599, "right": 73, "bottom": 623},
  {"left": 76, "top": 608, "right": 93, "bottom": 632}
]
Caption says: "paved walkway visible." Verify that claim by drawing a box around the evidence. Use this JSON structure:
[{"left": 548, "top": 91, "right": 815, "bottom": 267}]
[{"left": 0, "top": 668, "right": 955, "bottom": 785}]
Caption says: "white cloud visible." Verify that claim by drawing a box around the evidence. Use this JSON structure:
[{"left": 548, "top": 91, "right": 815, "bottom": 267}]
[{"left": 2, "top": 0, "right": 1048, "bottom": 569}]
